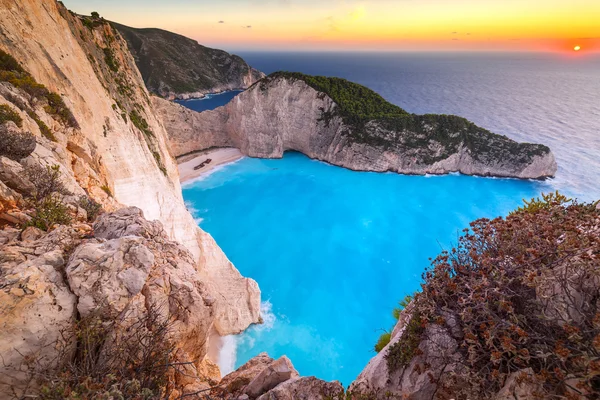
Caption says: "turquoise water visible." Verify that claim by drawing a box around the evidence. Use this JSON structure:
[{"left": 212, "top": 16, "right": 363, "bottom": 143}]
[
  {"left": 183, "top": 152, "right": 552, "bottom": 385},
  {"left": 180, "top": 52, "right": 600, "bottom": 385}
]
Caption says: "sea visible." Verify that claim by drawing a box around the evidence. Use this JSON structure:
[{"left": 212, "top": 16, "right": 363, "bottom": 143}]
[{"left": 179, "top": 52, "right": 600, "bottom": 386}]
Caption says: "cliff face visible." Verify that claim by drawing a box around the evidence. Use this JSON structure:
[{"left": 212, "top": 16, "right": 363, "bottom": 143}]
[
  {"left": 113, "top": 22, "right": 265, "bottom": 100},
  {"left": 157, "top": 75, "right": 557, "bottom": 179},
  {"left": 0, "top": 0, "right": 260, "bottom": 393}
]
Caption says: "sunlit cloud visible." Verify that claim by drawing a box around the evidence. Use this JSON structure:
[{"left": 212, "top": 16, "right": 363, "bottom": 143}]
[{"left": 60, "top": 0, "right": 600, "bottom": 52}]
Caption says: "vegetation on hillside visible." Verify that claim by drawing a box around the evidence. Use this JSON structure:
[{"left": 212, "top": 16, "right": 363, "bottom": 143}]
[
  {"left": 0, "top": 104, "right": 23, "bottom": 127},
  {"left": 384, "top": 192, "right": 600, "bottom": 398},
  {"left": 0, "top": 50, "right": 79, "bottom": 130},
  {"left": 262, "top": 72, "right": 550, "bottom": 164},
  {"left": 18, "top": 305, "right": 178, "bottom": 400},
  {"left": 24, "top": 164, "right": 72, "bottom": 231},
  {"left": 266, "top": 72, "right": 409, "bottom": 121}
]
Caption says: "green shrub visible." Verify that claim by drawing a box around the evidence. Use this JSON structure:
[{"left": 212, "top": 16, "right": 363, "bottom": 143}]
[
  {"left": 101, "top": 185, "right": 112, "bottom": 196},
  {"left": 0, "top": 49, "right": 78, "bottom": 129},
  {"left": 0, "top": 123, "right": 36, "bottom": 161},
  {"left": 91, "top": 11, "right": 100, "bottom": 19},
  {"left": 44, "top": 93, "right": 79, "bottom": 128},
  {"left": 129, "top": 110, "right": 153, "bottom": 137},
  {"left": 78, "top": 195, "right": 102, "bottom": 222},
  {"left": 0, "top": 104, "right": 23, "bottom": 127},
  {"left": 374, "top": 332, "right": 391, "bottom": 353},
  {"left": 25, "top": 194, "right": 72, "bottom": 231},
  {"left": 385, "top": 313, "right": 423, "bottom": 371},
  {"left": 0, "top": 50, "right": 24, "bottom": 73},
  {"left": 27, "top": 110, "right": 56, "bottom": 142},
  {"left": 392, "top": 294, "right": 413, "bottom": 320},
  {"left": 103, "top": 47, "right": 119, "bottom": 72},
  {"left": 22, "top": 164, "right": 72, "bottom": 231}
]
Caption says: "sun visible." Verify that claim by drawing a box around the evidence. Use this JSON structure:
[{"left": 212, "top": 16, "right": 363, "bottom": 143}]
[{"left": 574, "top": 45, "right": 581, "bottom": 51}]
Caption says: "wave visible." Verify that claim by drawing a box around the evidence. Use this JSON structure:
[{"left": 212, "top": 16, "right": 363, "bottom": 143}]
[{"left": 216, "top": 300, "right": 276, "bottom": 375}]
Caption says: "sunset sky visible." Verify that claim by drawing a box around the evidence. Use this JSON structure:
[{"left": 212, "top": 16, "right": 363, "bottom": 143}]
[{"left": 61, "top": 0, "right": 600, "bottom": 53}]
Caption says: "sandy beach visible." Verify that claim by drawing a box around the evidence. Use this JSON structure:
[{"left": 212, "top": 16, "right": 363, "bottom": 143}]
[{"left": 177, "top": 147, "right": 243, "bottom": 183}]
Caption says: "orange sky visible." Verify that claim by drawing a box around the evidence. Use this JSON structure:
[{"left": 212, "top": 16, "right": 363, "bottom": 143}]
[{"left": 62, "top": 0, "right": 600, "bottom": 52}]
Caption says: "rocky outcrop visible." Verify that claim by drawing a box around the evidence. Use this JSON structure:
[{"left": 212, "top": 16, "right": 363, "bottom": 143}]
[
  {"left": 113, "top": 22, "right": 264, "bottom": 100},
  {"left": 349, "top": 305, "right": 461, "bottom": 399},
  {"left": 0, "top": 0, "right": 261, "bottom": 392},
  {"left": 213, "top": 353, "right": 342, "bottom": 400},
  {"left": 257, "top": 377, "right": 345, "bottom": 400},
  {"left": 156, "top": 75, "right": 557, "bottom": 179},
  {"left": 0, "top": 225, "right": 87, "bottom": 391},
  {"left": 0, "top": 207, "right": 252, "bottom": 395}
]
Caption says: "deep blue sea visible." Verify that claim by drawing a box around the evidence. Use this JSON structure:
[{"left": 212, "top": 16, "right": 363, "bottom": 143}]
[
  {"left": 181, "top": 52, "right": 600, "bottom": 386},
  {"left": 175, "top": 90, "right": 242, "bottom": 113}
]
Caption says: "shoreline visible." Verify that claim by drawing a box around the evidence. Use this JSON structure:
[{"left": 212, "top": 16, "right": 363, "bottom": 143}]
[{"left": 177, "top": 147, "right": 244, "bottom": 184}]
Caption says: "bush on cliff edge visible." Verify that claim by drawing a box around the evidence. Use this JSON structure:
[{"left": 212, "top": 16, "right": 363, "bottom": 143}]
[{"left": 386, "top": 192, "right": 600, "bottom": 399}]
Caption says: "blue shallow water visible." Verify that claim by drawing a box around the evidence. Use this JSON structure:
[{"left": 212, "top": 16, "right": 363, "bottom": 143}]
[
  {"left": 183, "top": 153, "right": 552, "bottom": 385},
  {"left": 181, "top": 52, "right": 600, "bottom": 385}
]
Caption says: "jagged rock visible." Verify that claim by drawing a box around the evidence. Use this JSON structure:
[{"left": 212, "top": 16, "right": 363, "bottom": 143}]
[
  {"left": 196, "top": 227, "right": 261, "bottom": 335},
  {"left": 0, "top": 156, "right": 35, "bottom": 195},
  {"left": 256, "top": 377, "right": 345, "bottom": 400},
  {"left": 215, "top": 353, "right": 277, "bottom": 398},
  {"left": 0, "top": 210, "right": 31, "bottom": 225},
  {"left": 20, "top": 226, "right": 44, "bottom": 242},
  {"left": 350, "top": 305, "right": 461, "bottom": 399},
  {"left": 197, "top": 356, "right": 222, "bottom": 386},
  {"left": 0, "top": 226, "right": 85, "bottom": 392},
  {"left": 0, "top": 121, "right": 36, "bottom": 161},
  {"left": 245, "top": 356, "right": 299, "bottom": 398},
  {"left": 0, "top": 226, "right": 20, "bottom": 245},
  {"left": 0, "top": 180, "right": 20, "bottom": 214},
  {"left": 66, "top": 237, "right": 154, "bottom": 318},
  {"left": 93, "top": 206, "right": 164, "bottom": 240}
]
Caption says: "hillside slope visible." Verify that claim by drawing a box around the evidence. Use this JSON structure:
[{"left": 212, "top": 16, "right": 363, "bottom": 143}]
[{"left": 113, "top": 22, "right": 264, "bottom": 99}]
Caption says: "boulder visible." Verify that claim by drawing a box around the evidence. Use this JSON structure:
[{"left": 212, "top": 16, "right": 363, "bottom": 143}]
[
  {"left": 217, "top": 353, "right": 276, "bottom": 398},
  {"left": 0, "top": 156, "right": 35, "bottom": 195},
  {"left": 257, "top": 377, "right": 345, "bottom": 400},
  {"left": 66, "top": 237, "right": 154, "bottom": 318},
  {"left": 245, "top": 356, "right": 299, "bottom": 398},
  {"left": 20, "top": 226, "right": 44, "bottom": 242}
]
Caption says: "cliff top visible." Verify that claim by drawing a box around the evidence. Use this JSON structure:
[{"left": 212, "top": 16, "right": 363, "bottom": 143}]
[{"left": 260, "top": 72, "right": 552, "bottom": 167}]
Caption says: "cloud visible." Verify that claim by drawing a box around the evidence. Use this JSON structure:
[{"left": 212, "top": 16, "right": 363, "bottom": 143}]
[
  {"left": 218, "top": 20, "right": 225, "bottom": 24},
  {"left": 451, "top": 31, "right": 458, "bottom": 34},
  {"left": 244, "top": 25, "right": 252, "bottom": 28}
]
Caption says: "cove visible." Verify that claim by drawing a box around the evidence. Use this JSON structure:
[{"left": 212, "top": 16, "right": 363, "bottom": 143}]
[
  {"left": 182, "top": 152, "right": 552, "bottom": 386},
  {"left": 175, "top": 90, "right": 243, "bottom": 113}
]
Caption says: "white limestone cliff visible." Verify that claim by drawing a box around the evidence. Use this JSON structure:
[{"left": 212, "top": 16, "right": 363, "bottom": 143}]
[
  {"left": 0, "top": 0, "right": 260, "bottom": 389},
  {"left": 155, "top": 76, "right": 557, "bottom": 179}
]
